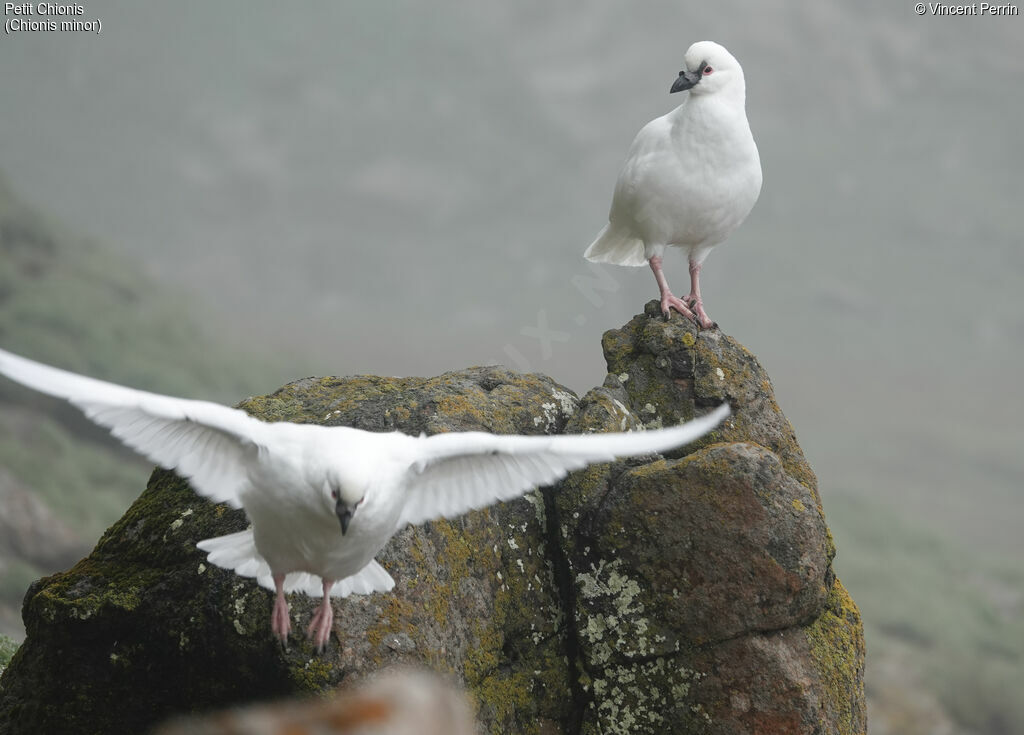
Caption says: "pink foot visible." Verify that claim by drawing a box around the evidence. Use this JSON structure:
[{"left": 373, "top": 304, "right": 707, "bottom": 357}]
[
  {"left": 685, "top": 261, "right": 717, "bottom": 330},
  {"left": 271, "top": 574, "right": 290, "bottom": 646},
  {"left": 306, "top": 579, "right": 335, "bottom": 653},
  {"left": 649, "top": 255, "right": 697, "bottom": 323},
  {"left": 684, "top": 294, "right": 717, "bottom": 330},
  {"left": 660, "top": 292, "right": 697, "bottom": 322}
]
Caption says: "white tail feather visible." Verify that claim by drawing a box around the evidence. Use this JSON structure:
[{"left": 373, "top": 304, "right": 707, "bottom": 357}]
[
  {"left": 197, "top": 530, "right": 395, "bottom": 598},
  {"left": 583, "top": 224, "right": 647, "bottom": 266}
]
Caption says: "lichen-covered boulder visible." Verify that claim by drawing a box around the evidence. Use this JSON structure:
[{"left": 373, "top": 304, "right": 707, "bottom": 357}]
[
  {"left": 0, "top": 367, "right": 577, "bottom": 735},
  {"left": 0, "top": 303, "right": 865, "bottom": 735},
  {"left": 555, "top": 302, "right": 863, "bottom": 733}
]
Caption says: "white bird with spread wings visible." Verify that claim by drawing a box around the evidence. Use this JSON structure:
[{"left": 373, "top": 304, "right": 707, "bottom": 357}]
[{"left": 0, "top": 347, "right": 728, "bottom": 650}]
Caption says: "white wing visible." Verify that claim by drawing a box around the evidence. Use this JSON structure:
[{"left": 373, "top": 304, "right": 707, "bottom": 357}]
[
  {"left": 197, "top": 530, "right": 395, "bottom": 598},
  {"left": 0, "top": 348, "right": 269, "bottom": 508},
  {"left": 399, "top": 403, "right": 729, "bottom": 526}
]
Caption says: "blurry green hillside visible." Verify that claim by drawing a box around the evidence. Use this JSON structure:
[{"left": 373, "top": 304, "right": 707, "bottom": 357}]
[
  {"left": 830, "top": 497, "right": 1024, "bottom": 735},
  {"left": 0, "top": 174, "right": 284, "bottom": 638}
]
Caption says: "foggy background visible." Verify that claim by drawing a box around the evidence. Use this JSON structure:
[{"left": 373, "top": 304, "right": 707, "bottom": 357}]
[{"left": 1, "top": 2, "right": 1021, "bottom": 733}]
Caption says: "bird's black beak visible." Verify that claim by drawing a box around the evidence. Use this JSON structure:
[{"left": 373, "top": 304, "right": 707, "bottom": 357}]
[
  {"left": 670, "top": 69, "right": 701, "bottom": 94},
  {"left": 336, "top": 499, "right": 354, "bottom": 535}
]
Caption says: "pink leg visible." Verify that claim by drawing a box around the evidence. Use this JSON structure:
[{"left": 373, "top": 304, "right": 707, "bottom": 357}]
[
  {"left": 649, "top": 256, "right": 696, "bottom": 322},
  {"left": 305, "top": 579, "right": 336, "bottom": 653},
  {"left": 271, "top": 573, "right": 290, "bottom": 645},
  {"left": 684, "top": 260, "right": 716, "bottom": 329}
]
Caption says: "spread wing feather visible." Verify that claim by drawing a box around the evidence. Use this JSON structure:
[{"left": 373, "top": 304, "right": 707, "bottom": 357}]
[
  {"left": 400, "top": 403, "right": 729, "bottom": 526},
  {"left": 0, "top": 348, "right": 269, "bottom": 508}
]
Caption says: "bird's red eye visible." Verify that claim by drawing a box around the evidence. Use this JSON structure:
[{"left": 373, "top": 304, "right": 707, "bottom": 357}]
[
  {"left": 331, "top": 489, "right": 338, "bottom": 500},
  {"left": 703, "top": 66, "right": 714, "bottom": 75}
]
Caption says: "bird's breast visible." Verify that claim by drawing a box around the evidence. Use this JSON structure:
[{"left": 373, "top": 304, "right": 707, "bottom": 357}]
[{"left": 610, "top": 99, "right": 762, "bottom": 245}]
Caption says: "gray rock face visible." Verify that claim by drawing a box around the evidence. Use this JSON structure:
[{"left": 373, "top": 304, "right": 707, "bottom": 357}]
[
  {"left": 0, "top": 304, "right": 865, "bottom": 735},
  {"left": 556, "top": 303, "right": 861, "bottom": 734},
  {"left": 566, "top": 442, "right": 830, "bottom": 648}
]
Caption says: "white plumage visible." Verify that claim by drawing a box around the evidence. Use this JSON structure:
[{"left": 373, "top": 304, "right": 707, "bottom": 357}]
[
  {"left": 585, "top": 41, "right": 762, "bottom": 329},
  {"left": 0, "top": 347, "right": 728, "bottom": 650}
]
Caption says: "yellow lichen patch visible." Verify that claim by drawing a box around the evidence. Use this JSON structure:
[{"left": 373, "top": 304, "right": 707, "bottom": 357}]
[
  {"left": 792, "top": 498, "right": 806, "bottom": 513},
  {"left": 433, "top": 394, "right": 491, "bottom": 428},
  {"left": 620, "top": 458, "right": 670, "bottom": 482},
  {"left": 383, "top": 404, "right": 413, "bottom": 425},
  {"left": 364, "top": 595, "right": 419, "bottom": 664},
  {"left": 290, "top": 656, "right": 336, "bottom": 693},
  {"left": 469, "top": 670, "right": 537, "bottom": 733},
  {"left": 805, "top": 577, "right": 866, "bottom": 735}
]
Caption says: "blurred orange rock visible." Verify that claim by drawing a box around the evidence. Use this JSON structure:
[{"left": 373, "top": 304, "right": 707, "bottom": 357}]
[{"left": 154, "top": 669, "right": 475, "bottom": 735}]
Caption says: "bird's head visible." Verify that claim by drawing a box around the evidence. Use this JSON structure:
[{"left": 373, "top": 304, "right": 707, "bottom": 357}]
[
  {"left": 323, "top": 478, "right": 365, "bottom": 536},
  {"left": 670, "top": 41, "right": 745, "bottom": 97}
]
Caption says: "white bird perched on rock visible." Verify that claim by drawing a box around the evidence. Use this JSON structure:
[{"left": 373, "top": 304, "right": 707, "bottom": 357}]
[
  {"left": 585, "top": 41, "right": 762, "bottom": 329},
  {"left": 0, "top": 347, "right": 729, "bottom": 651}
]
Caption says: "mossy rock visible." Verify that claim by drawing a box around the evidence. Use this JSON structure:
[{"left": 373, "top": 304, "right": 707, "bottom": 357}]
[
  {"left": 567, "top": 442, "right": 831, "bottom": 653},
  {"left": 555, "top": 304, "right": 857, "bottom": 734},
  {"left": 672, "top": 576, "right": 865, "bottom": 735},
  {"left": 604, "top": 302, "right": 820, "bottom": 493},
  {"left": 0, "top": 366, "right": 577, "bottom": 735},
  {"left": 0, "top": 307, "right": 865, "bottom": 735}
]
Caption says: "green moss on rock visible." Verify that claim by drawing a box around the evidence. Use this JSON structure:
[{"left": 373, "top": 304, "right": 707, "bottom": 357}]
[
  {"left": 806, "top": 578, "right": 867, "bottom": 735},
  {"left": 0, "top": 305, "right": 865, "bottom": 735},
  {"left": 0, "top": 367, "right": 578, "bottom": 734},
  {"left": 557, "top": 304, "right": 861, "bottom": 733}
]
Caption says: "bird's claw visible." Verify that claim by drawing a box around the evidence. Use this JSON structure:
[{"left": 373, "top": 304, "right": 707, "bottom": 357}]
[
  {"left": 660, "top": 295, "right": 697, "bottom": 323},
  {"left": 660, "top": 295, "right": 717, "bottom": 330},
  {"left": 271, "top": 592, "right": 291, "bottom": 649},
  {"left": 686, "top": 297, "right": 717, "bottom": 330},
  {"left": 306, "top": 598, "right": 335, "bottom": 654}
]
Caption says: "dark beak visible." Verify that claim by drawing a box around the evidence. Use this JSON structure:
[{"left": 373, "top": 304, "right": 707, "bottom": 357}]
[
  {"left": 336, "top": 499, "right": 353, "bottom": 535},
  {"left": 670, "top": 69, "right": 700, "bottom": 93}
]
